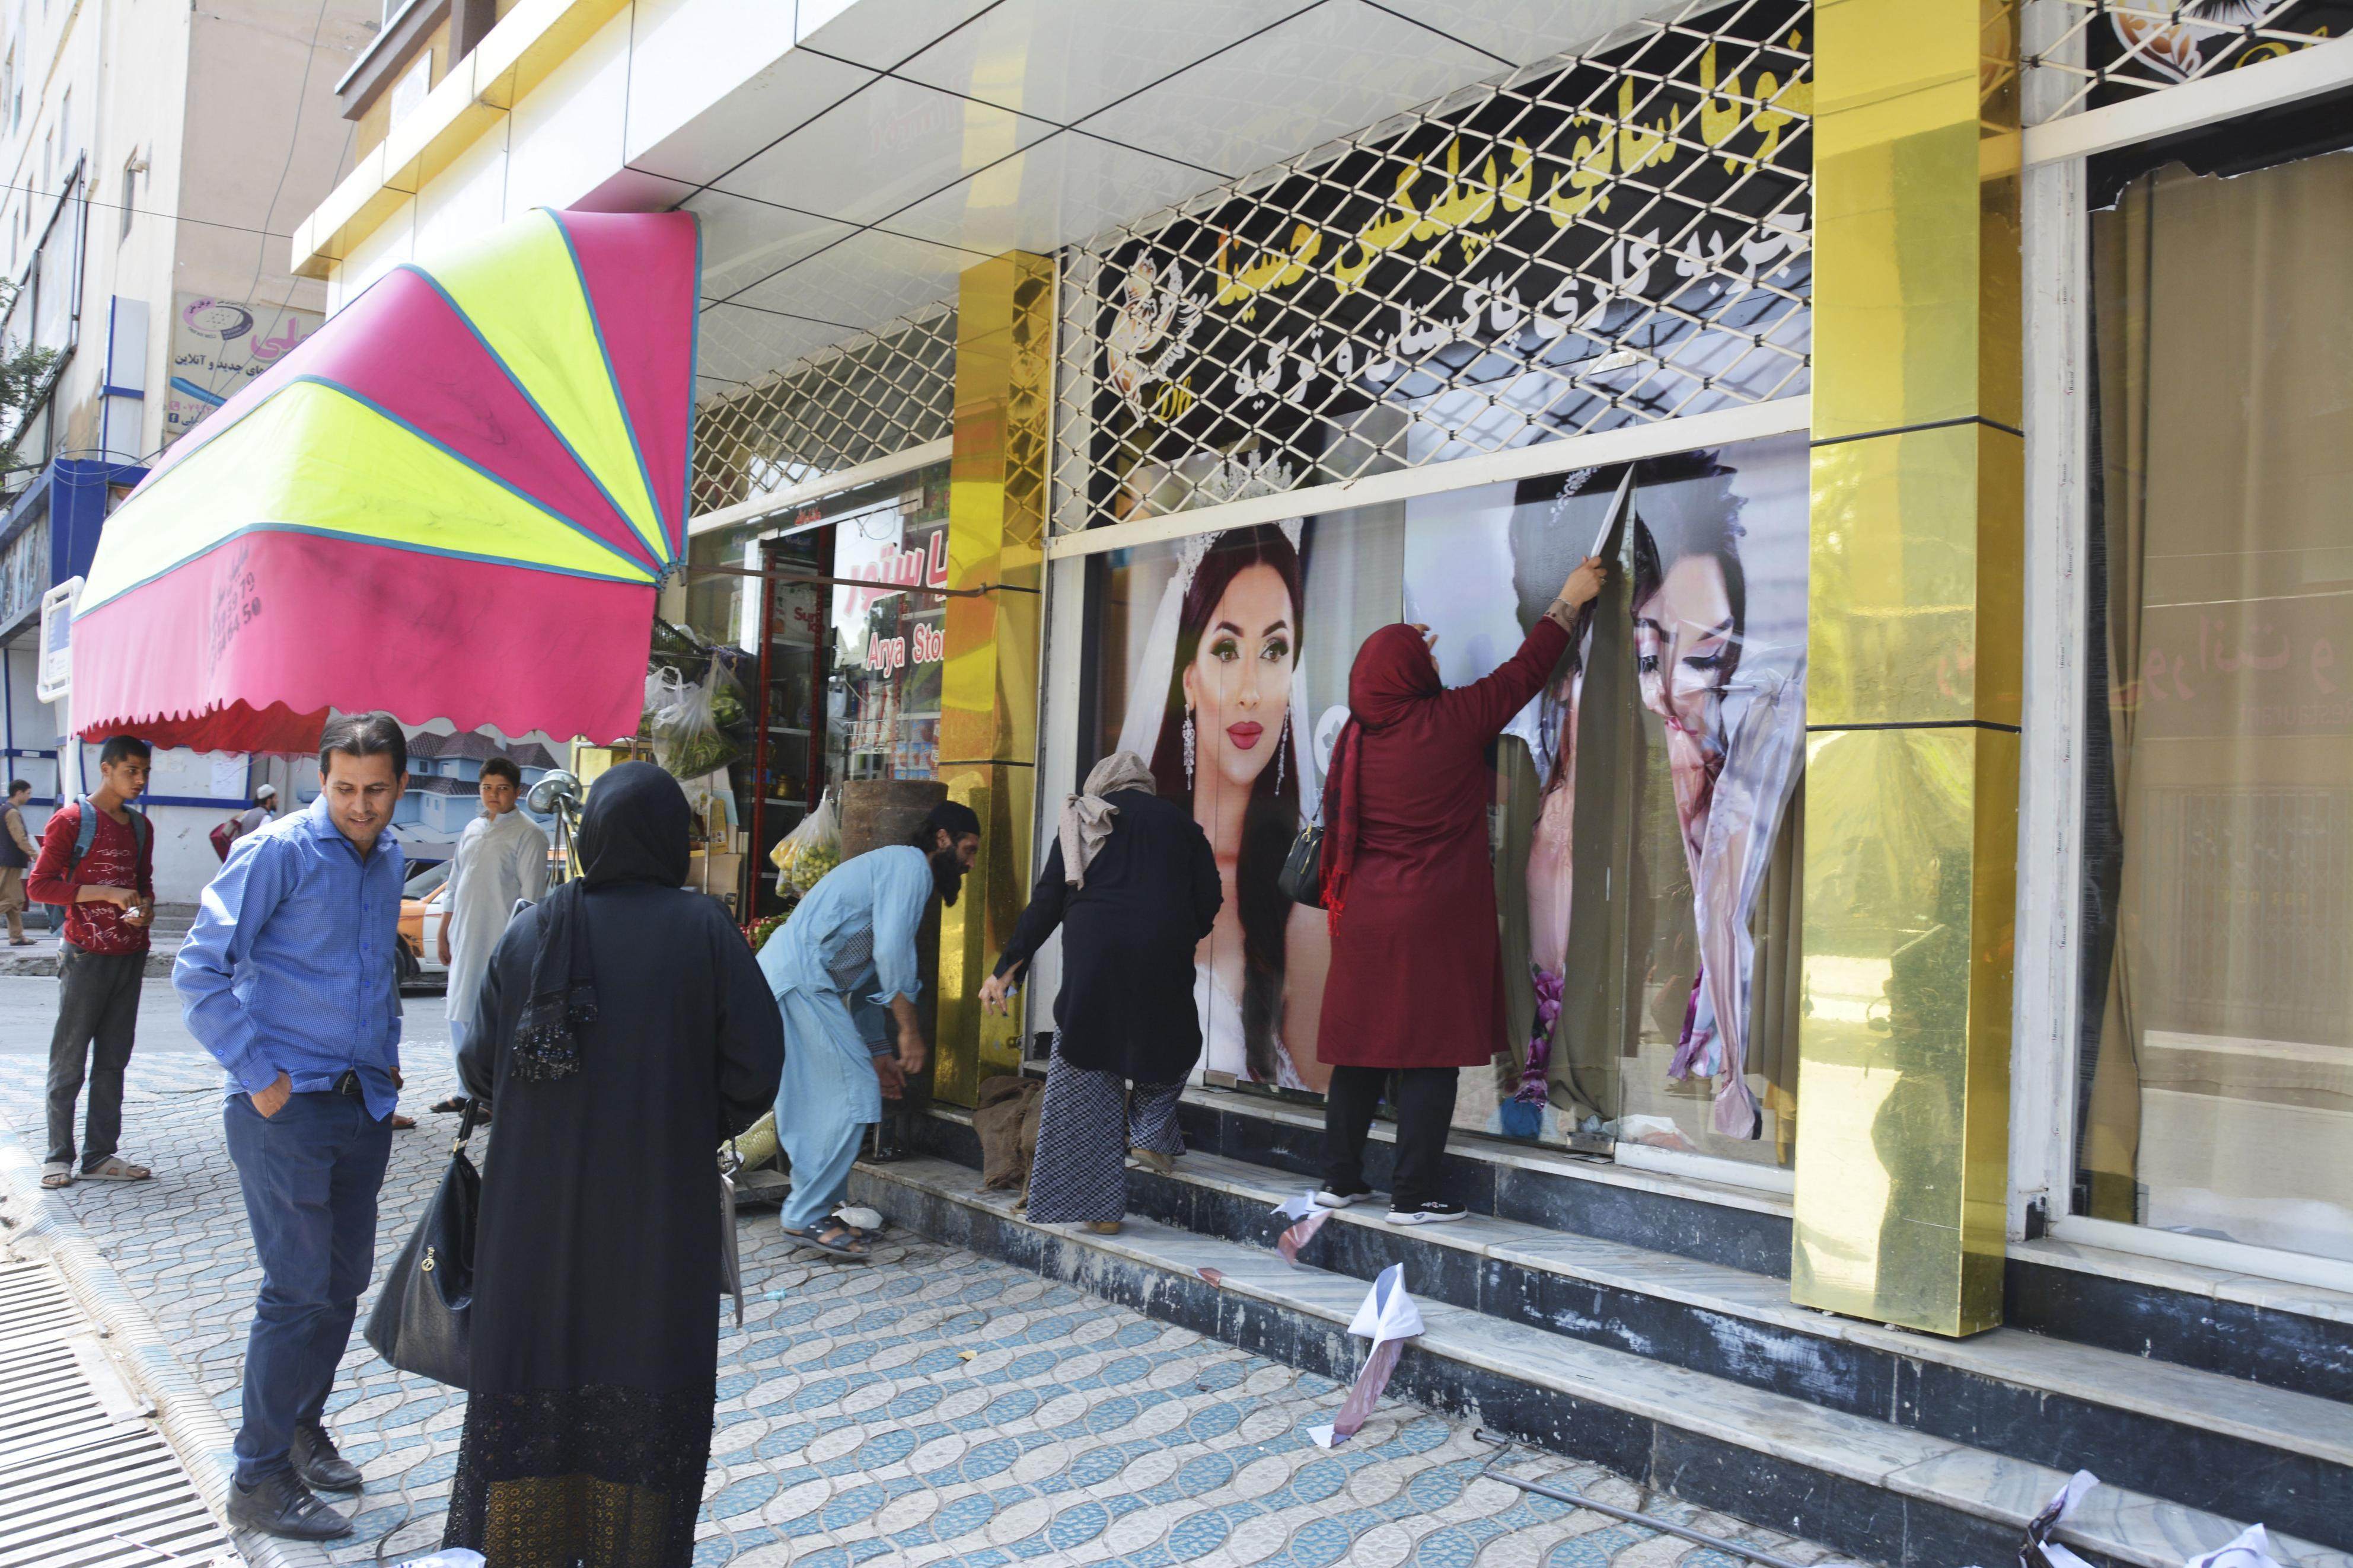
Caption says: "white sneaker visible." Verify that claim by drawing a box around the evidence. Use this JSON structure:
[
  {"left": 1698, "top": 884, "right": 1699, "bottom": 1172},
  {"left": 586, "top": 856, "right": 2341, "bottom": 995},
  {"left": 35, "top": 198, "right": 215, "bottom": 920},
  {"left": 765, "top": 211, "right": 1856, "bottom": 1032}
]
[{"left": 1312, "top": 1187, "right": 1372, "bottom": 1209}]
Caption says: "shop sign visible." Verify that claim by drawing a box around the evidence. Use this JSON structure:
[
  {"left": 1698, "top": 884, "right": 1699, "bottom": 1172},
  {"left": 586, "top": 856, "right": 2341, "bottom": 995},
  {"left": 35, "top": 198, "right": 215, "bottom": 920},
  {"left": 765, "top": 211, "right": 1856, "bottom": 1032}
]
[{"left": 1079, "top": 0, "right": 1811, "bottom": 526}]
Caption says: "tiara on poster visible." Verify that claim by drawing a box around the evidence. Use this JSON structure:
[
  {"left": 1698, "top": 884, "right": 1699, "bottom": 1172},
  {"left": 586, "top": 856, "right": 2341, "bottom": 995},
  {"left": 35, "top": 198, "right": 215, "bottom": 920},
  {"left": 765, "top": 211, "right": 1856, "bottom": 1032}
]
[{"left": 1174, "top": 506, "right": 1305, "bottom": 601}]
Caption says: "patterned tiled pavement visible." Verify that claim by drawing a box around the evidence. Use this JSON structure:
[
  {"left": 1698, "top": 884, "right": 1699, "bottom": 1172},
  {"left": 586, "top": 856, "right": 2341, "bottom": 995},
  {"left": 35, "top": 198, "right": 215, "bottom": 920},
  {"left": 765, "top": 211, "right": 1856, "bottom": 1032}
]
[{"left": 0, "top": 977, "right": 1853, "bottom": 1567}]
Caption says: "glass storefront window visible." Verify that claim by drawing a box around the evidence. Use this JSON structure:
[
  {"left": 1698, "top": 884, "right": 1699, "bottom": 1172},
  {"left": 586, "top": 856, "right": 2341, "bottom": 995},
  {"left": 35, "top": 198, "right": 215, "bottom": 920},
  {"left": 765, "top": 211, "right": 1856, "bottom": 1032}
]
[
  {"left": 689, "top": 460, "right": 951, "bottom": 916},
  {"left": 1083, "top": 432, "right": 1809, "bottom": 1166},
  {"left": 2076, "top": 145, "right": 2353, "bottom": 1262}
]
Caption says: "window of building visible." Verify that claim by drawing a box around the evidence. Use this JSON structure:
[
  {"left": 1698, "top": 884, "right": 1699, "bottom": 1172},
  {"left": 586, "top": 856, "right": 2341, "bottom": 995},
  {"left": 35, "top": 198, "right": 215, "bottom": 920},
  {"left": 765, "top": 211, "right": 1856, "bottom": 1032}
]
[{"left": 2074, "top": 115, "right": 2353, "bottom": 1264}]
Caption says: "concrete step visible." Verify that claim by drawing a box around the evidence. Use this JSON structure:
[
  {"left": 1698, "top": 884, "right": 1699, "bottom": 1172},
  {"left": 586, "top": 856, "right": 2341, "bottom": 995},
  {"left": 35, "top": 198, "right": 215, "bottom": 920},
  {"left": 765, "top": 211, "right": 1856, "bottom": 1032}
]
[
  {"left": 1166, "top": 1088, "right": 2353, "bottom": 1406},
  {"left": 917, "top": 1106, "right": 2353, "bottom": 1547},
  {"left": 855, "top": 1152, "right": 2350, "bottom": 1568}
]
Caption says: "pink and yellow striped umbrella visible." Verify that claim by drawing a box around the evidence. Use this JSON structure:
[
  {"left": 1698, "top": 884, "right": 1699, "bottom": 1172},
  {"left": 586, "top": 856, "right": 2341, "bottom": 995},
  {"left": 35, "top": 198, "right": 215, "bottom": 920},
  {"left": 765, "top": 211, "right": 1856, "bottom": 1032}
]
[{"left": 71, "top": 206, "right": 700, "bottom": 753}]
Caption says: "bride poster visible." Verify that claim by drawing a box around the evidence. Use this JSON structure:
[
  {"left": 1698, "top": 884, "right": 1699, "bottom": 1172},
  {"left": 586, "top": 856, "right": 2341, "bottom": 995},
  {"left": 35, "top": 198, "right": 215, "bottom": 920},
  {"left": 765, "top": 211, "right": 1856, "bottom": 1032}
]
[{"left": 1093, "top": 509, "right": 1406, "bottom": 1090}]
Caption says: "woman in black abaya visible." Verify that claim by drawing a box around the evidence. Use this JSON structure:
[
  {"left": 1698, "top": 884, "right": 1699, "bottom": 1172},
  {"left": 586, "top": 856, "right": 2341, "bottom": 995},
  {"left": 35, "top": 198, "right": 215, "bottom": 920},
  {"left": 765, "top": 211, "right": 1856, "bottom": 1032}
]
[{"left": 444, "top": 762, "right": 783, "bottom": 1567}]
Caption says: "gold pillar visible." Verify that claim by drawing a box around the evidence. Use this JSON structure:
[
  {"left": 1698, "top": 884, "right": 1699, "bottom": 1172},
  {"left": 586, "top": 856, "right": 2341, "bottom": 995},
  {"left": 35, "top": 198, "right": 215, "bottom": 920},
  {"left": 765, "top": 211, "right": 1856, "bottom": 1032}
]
[
  {"left": 932, "top": 250, "right": 1051, "bottom": 1107},
  {"left": 1790, "top": 0, "right": 2020, "bottom": 1336}
]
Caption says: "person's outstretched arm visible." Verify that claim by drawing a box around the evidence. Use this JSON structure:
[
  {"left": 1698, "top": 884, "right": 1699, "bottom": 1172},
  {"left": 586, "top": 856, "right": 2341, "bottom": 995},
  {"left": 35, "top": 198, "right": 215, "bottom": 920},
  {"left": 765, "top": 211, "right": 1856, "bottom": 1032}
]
[
  {"left": 870, "top": 852, "right": 933, "bottom": 1075},
  {"left": 1441, "top": 557, "right": 1608, "bottom": 737},
  {"left": 993, "top": 838, "right": 1069, "bottom": 983}
]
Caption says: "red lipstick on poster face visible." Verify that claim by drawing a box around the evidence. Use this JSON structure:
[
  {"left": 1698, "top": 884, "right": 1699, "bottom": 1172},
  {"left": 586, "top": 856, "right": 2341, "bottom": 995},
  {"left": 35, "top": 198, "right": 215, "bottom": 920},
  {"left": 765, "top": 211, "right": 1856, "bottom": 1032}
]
[{"left": 1227, "top": 721, "right": 1264, "bottom": 751}]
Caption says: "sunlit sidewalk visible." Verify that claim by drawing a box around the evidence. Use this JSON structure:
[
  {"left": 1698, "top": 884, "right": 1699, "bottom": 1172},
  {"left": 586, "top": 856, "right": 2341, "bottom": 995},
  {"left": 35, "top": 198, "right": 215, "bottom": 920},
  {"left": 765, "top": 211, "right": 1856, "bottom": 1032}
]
[{"left": 0, "top": 987, "right": 1850, "bottom": 1567}]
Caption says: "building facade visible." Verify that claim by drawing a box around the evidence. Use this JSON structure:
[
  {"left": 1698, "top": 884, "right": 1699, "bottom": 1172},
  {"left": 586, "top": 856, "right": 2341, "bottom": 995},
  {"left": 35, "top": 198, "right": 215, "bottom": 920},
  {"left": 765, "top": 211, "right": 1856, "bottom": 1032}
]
[{"left": 302, "top": 1, "right": 2353, "bottom": 1558}]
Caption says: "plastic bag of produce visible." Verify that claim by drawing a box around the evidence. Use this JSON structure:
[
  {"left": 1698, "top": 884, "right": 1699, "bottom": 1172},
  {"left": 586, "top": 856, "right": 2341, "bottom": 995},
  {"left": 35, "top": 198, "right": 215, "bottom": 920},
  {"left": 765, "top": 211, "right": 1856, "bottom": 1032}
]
[
  {"left": 770, "top": 790, "right": 841, "bottom": 893},
  {"left": 651, "top": 654, "right": 745, "bottom": 780}
]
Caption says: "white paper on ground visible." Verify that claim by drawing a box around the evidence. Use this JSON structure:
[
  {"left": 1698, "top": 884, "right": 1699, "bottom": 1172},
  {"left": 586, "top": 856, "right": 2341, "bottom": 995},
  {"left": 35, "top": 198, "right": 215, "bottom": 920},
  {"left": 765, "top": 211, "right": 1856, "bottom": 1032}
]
[
  {"left": 1966, "top": 1470, "right": 2099, "bottom": 1568},
  {"left": 1309, "top": 1266, "right": 1423, "bottom": 1448},
  {"left": 1347, "top": 1263, "right": 1424, "bottom": 1342},
  {"left": 1273, "top": 1192, "right": 1319, "bottom": 1221},
  {"left": 397, "top": 1553, "right": 486, "bottom": 1568},
  {"left": 2184, "top": 1525, "right": 2283, "bottom": 1568}
]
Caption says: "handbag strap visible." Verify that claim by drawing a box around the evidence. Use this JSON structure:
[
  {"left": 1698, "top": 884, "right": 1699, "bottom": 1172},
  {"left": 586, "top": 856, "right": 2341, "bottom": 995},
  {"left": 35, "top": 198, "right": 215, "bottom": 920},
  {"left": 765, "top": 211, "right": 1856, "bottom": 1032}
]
[{"left": 454, "top": 1097, "right": 482, "bottom": 1151}]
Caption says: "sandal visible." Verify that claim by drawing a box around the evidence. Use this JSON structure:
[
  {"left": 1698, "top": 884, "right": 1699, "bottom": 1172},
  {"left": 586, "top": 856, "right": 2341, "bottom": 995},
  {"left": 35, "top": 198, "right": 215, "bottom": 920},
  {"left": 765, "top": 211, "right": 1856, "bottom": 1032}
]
[
  {"left": 781, "top": 1221, "right": 871, "bottom": 1262},
  {"left": 388, "top": 1114, "right": 417, "bottom": 1130},
  {"left": 79, "top": 1156, "right": 151, "bottom": 1182},
  {"left": 827, "top": 1212, "right": 884, "bottom": 1244},
  {"left": 40, "top": 1162, "right": 71, "bottom": 1189},
  {"left": 429, "top": 1097, "right": 469, "bottom": 1114}
]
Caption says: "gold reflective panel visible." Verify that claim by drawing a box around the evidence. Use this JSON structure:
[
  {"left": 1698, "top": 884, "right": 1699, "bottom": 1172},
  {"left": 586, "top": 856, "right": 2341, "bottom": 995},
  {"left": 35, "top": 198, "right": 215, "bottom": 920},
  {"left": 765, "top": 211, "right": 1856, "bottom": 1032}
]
[
  {"left": 1797, "top": 0, "right": 2021, "bottom": 1337},
  {"left": 933, "top": 760, "right": 1035, "bottom": 1106},
  {"left": 1809, "top": 0, "right": 2019, "bottom": 442},
  {"left": 1807, "top": 424, "right": 2022, "bottom": 729},
  {"left": 1791, "top": 725, "right": 2015, "bottom": 1336},
  {"left": 934, "top": 251, "right": 1053, "bottom": 1106}
]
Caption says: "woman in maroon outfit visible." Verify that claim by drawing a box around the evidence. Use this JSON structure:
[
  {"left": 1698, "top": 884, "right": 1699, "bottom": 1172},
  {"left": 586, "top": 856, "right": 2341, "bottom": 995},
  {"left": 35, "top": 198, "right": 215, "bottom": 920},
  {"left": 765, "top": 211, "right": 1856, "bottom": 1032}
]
[{"left": 1315, "top": 554, "right": 1607, "bottom": 1223}]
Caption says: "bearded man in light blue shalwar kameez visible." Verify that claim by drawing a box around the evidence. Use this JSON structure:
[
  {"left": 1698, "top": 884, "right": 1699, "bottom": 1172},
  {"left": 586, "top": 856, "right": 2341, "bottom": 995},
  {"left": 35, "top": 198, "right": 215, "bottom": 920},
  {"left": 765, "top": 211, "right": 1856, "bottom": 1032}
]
[{"left": 758, "top": 800, "right": 981, "bottom": 1260}]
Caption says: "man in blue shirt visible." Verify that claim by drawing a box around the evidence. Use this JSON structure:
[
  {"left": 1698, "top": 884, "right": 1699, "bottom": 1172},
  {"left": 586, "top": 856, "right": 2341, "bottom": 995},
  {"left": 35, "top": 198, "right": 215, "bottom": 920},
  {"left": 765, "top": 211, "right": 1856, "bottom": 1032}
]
[{"left": 176, "top": 711, "right": 409, "bottom": 1541}]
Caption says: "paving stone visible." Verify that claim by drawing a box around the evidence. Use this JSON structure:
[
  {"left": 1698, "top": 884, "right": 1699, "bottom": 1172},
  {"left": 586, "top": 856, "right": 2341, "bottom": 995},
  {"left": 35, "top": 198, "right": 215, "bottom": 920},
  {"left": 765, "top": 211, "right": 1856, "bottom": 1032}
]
[{"left": 0, "top": 987, "right": 1868, "bottom": 1566}]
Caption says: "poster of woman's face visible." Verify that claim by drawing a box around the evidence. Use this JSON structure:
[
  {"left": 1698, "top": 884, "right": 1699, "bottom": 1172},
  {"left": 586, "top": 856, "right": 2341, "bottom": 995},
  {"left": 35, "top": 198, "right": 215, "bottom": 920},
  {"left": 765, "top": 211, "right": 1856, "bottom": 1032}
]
[
  {"left": 1096, "top": 511, "right": 1407, "bottom": 1093},
  {"left": 1401, "top": 434, "right": 1809, "bottom": 1151}
]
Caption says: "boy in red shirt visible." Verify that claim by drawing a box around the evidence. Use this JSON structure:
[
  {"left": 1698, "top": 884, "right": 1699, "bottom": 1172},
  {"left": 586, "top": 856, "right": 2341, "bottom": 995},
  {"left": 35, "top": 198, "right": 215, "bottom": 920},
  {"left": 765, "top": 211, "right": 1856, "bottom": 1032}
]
[{"left": 31, "top": 735, "right": 157, "bottom": 1188}]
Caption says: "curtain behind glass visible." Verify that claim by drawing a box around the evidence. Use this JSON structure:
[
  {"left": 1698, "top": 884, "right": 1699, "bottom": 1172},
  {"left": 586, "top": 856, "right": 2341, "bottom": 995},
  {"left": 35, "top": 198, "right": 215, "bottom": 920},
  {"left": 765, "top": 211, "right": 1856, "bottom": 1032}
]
[{"left": 2078, "top": 152, "right": 2353, "bottom": 1259}]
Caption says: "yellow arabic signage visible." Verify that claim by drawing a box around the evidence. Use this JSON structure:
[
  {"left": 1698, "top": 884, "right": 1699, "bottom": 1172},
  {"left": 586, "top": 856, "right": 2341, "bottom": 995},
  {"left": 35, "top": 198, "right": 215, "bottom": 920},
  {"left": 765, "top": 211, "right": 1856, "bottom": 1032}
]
[{"left": 1085, "top": 4, "right": 1813, "bottom": 527}]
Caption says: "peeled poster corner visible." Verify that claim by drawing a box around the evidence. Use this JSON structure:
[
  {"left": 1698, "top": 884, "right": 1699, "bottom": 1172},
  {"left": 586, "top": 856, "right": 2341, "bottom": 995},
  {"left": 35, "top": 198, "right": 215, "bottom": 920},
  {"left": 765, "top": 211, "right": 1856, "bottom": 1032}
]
[
  {"left": 1273, "top": 1192, "right": 1334, "bottom": 1264},
  {"left": 1309, "top": 1264, "right": 1424, "bottom": 1449}
]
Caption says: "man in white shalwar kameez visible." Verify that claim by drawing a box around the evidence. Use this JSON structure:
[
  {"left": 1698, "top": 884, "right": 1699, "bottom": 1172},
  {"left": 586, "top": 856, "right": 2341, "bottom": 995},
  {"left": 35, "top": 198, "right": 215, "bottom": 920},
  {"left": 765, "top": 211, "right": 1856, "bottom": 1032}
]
[
  {"left": 435, "top": 758, "right": 548, "bottom": 1110},
  {"left": 758, "top": 800, "right": 979, "bottom": 1262}
]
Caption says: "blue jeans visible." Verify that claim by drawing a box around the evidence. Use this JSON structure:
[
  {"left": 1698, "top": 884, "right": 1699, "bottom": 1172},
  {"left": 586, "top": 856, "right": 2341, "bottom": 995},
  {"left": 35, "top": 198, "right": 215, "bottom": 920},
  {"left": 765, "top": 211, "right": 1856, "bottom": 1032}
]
[{"left": 223, "top": 1090, "right": 394, "bottom": 1484}]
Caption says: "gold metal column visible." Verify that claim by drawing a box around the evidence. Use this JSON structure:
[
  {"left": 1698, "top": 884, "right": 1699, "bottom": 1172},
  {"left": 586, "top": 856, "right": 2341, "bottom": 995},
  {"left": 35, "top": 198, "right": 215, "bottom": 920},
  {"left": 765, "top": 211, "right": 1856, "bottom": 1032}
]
[
  {"left": 1790, "top": 0, "right": 2020, "bottom": 1337},
  {"left": 932, "top": 250, "right": 1052, "bottom": 1107}
]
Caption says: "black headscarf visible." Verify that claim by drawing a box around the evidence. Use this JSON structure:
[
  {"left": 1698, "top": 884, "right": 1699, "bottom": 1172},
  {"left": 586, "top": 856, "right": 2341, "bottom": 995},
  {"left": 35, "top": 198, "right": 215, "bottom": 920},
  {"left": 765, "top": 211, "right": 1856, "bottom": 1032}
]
[{"left": 513, "top": 762, "right": 692, "bottom": 1081}]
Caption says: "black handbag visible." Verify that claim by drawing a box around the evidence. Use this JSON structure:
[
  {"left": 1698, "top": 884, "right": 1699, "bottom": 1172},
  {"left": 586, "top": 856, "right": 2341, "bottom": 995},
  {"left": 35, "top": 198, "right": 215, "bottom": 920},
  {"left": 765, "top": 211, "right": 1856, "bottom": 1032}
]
[
  {"left": 365, "top": 1100, "right": 480, "bottom": 1389},
  {"left": 1277, "top": 817, "right": 1326, "bottom": 908}
]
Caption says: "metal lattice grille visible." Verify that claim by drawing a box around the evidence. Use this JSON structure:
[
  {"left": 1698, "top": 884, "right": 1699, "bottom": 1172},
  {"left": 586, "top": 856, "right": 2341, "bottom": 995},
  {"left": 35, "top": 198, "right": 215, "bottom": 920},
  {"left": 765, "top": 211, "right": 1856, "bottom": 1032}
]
[
  {"left": 1053, "top": 0, "right": 1813, "bottom": 534},
  {"left": 2023, "top": 1, "right": 2348, "bottom": 122},
  {"left": 692, "top": 306, "right": 956, "bottom": 518}
]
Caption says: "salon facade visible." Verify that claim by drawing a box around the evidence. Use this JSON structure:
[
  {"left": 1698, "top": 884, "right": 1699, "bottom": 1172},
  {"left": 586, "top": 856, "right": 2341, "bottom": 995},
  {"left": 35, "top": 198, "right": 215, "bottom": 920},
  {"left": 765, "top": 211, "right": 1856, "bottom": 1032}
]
[{"left": 303, "top": 1, "right": 2353, "bottom": 1554}]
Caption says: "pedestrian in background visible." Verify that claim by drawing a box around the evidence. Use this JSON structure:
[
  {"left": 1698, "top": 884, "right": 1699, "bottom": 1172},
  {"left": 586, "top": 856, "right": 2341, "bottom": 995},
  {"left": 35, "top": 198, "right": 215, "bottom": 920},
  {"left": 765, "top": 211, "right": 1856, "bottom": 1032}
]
[
  {"left": 1, "top": 778, "right": 39, "bottom": 946},
  {"left": 982, "top": 751, "right": 1219, "bottom": 1235},
  {"left": 235, "top": 782, "right": 279, "bottom": 838},
  {"left": 1315, "top": 557, "right": 1605, "bottom": 1225},
  {"left": 429, "top": 755, "right": 547, "bottom": 1116},
  {"left": 174, "top": 713, "right": 410, "bottom": 1541},
  {"left": 442, "top": 762, "right": 781, "bottom": 1568},
  {"left": 31, "top": 736, "right": 157, "bottom": 1189},
  {"left": 760, "top": 800, "right": 980, "bottom": 1261}
]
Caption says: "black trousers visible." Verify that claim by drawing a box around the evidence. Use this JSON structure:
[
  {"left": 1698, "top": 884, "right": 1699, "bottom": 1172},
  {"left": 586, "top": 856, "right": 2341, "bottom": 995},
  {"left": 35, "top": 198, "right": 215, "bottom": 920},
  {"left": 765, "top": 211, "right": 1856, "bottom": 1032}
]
[
  {"left": 47, "top": 945, "right": 144, "bottom": 1168},
  {"left": 1321, "top": 1065, "right": 1458, "bottom": 1210}
]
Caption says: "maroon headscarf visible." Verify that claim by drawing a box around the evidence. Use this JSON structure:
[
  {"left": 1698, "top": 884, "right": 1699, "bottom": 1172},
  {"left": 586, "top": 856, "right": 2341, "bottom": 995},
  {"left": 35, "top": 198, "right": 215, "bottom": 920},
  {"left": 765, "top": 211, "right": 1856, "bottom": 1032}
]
[{"left": 1320, "top": 624, "right": 1442, "bottom": 929}]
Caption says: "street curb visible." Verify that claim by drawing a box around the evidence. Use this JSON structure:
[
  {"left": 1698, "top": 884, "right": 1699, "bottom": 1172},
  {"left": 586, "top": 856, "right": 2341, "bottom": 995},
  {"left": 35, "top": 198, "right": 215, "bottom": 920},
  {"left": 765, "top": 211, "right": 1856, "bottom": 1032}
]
[{"left": 0, "top": 1119, "right": 304, "bottom": 1568}]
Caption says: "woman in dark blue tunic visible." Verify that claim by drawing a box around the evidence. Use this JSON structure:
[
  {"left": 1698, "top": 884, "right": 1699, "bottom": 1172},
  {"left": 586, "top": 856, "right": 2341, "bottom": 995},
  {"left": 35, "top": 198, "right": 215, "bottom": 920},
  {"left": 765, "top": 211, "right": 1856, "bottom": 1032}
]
[
  {"left": 444, "top": 764, "right": 782, "bottom": 1567},
  {"left": 984, "top": 751, "right": 1220, "bottom": 1232}
]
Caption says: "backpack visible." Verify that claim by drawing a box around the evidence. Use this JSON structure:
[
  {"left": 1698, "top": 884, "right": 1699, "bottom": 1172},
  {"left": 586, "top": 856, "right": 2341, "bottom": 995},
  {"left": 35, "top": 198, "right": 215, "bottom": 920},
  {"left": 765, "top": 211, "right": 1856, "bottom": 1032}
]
[{"left": 68, "top": 797, "right": 152, "bottom": 873}]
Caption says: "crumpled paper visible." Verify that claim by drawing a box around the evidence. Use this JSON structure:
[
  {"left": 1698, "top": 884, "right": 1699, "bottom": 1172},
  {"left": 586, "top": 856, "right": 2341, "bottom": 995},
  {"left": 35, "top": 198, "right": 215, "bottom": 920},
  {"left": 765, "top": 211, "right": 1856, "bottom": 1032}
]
[
  {"left": 1967, "top": 1471, "right": 2098, "bottom": 1568},
  {"left": 1309, "top": 1264, "right": 1423, "bottom": 1448},
  {"left": 2185, "top": 1525, "right": 2284, "bottom": 1568}
]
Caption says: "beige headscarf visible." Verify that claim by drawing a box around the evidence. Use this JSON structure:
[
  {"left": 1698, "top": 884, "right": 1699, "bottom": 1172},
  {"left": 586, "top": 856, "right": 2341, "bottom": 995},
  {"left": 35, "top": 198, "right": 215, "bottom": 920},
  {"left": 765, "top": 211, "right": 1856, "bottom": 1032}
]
[{"left": 1059, "top": 751, "right": 1155, "bottom": 887}]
